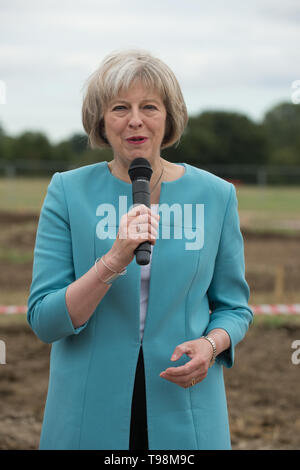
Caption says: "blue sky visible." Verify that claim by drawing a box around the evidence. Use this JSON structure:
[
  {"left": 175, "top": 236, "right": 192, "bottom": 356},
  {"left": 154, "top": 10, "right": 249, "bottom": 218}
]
[{"left": 0, "top": 0, "right": 299, "bottom": 143}]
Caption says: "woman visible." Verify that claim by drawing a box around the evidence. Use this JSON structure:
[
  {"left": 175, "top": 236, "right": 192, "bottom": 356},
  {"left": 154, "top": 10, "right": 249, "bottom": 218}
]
[{"left": 27, "top": 49, "right": 253, "bottom": 450}]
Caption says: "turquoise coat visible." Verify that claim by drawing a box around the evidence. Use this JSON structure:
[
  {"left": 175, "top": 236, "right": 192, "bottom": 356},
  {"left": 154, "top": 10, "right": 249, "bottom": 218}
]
[{"left": 27, "top": 161, "right": 253, "bottom": 450}]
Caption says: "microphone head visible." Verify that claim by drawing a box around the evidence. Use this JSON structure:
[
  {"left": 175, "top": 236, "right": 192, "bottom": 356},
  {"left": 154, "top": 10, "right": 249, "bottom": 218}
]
[{"left": 128, "top": 158, "right": 153, "bottom": 182}]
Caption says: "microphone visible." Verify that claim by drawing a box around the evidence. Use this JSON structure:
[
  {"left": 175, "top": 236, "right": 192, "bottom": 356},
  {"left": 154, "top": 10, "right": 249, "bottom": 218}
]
[{"left": 128, "top": 158, "right": 153, "bottom": 265}]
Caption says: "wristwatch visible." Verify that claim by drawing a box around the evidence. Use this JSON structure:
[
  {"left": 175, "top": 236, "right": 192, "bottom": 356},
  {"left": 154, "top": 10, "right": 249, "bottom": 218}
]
[{"left": 201, "top": 335, "right": 217, "bottom": 367}]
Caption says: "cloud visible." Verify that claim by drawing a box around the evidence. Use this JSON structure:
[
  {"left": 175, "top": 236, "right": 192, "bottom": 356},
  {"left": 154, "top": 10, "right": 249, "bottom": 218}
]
[{"left": 0, "top": 0, "right": 299, "bottom": 142}]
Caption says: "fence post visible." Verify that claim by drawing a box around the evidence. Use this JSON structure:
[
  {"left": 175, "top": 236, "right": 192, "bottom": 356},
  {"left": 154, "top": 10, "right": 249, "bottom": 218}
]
[
  {"left": 257, "top": 167, "right": 267, "bottom": 186},
  {"left": 0, "top": 340, "right": 6, "bottom": 365},
  {"left": 4, "top": 164, "right": 16, "bottom": 178},
  {"left": 274, "top": 265, "right": 285, "bottom": 302}
]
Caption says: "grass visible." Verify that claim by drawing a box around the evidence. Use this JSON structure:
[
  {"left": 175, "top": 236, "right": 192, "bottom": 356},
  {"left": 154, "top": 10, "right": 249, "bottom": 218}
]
[
  {"left": 0, "top": 178, "right": 300, "bottom": 216},
  {"left": 0, "top": 177, "right": 50, "bottom": 212},
  {"left": 235, "top": 185, "right": 300, "bottom": 214},
  {"left": 235, "top": 185, "right": 300, "bottom": 235}
]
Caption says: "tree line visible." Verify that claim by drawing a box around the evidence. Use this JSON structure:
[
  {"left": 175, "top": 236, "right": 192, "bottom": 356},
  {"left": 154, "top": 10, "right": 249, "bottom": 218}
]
[{"left": 0, "top": 101, "right": 299, "bottom": 170}]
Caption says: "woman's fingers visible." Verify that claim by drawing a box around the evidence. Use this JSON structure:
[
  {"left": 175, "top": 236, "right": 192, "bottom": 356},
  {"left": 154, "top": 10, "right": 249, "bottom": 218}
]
[
  {"left": 160, "top": 370, "right": 207, "bottom": 388},
  {"left": 132, "top": 213, "right": 159, "bottom": 230},
  {"left": 128, "top": 206, "right": 159, "bottom": 242},
  {"left": 160, "top": 356, "right": 204, "bottom": 385},
  {"left": 160, "top": 358, "right": 208, "bottom": 388},
  {"left": 120, "top": 205, "right": 159, "bottom": 240},
  {"left": 113, "top": 204, "right": 160, "bottom": 266},
  {"left": 159, "top": 339, "right": 212, "bottom": 388},
  {"left": 128, "top": 204, "right": 160, "bottom": 221},
  {"left": 162, "top": 357, "right": 201, "bottom": 377}
]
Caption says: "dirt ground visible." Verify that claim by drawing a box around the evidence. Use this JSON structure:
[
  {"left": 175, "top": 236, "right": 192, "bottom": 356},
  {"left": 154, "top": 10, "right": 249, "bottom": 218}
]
[
  {"left": 1, "top": 320, "right": 299, "bottom": 450},
  {"left": 0, "top": 210, "right": 300, "bottom": 450}
]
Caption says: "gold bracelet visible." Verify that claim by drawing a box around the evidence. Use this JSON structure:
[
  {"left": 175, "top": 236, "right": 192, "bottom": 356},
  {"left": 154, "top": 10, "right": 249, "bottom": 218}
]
[{"left": 201, "top": 335, "right": 217, "bottom": 367}]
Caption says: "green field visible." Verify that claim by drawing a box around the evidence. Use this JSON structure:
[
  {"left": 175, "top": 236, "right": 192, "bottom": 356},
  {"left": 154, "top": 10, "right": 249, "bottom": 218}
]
[
  {"left": 0, "top": 178, "right": 299, "bottom": 235},
  {"left": 236, "top": 185, "right": 300, "bottom": 235},
  {"left": 236, "top": 185, "right": 300, "bottom": 213},
  {"left": 1, "top": 179, "right": 300, "bottom": 214},
  {"left": 0, "top": 178, "right": 50, "bottom": 212}
]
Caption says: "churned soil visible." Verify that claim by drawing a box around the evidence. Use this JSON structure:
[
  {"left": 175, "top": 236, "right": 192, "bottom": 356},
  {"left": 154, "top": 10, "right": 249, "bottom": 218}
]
[
  {"left": 0, "top": 319, "right": 299, "bottom": 450},
  {"left": 0, "top": 210, "right": 300, "bottom": 450}
]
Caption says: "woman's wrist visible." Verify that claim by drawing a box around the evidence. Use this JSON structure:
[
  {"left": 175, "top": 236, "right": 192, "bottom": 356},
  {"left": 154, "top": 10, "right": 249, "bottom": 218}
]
[
  {"left": 94, "top": 257, "right": 114, "bottom": 285},
  {"left": 204, "top": 329, "right": 231, "bottom": 357},
  {"left": 94, "top": 257, "right": 126, "bottom": 285},
  {"left": 200, "top": 336, "right": 217, "bottom": 367},
  {"left": 104, "top": 250, "right": 128, "bottom": 273}
]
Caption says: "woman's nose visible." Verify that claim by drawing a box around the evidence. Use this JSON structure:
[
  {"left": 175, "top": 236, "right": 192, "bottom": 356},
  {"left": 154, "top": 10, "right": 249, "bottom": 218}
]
[{"left": 128, "top": 109, "right": 143, "bottom": 128}]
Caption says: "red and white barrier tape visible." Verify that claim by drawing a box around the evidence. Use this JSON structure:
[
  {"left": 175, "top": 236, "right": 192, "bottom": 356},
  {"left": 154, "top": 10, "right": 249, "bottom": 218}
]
[
  {"left": 0, "top": 306, "right": 27, "bottom": 314},
  {"left": 251, "top": 304, "right": 300, "bottom": 315},
  {"left": 1, "top": 305, "right": 300, "bottom": 315}
]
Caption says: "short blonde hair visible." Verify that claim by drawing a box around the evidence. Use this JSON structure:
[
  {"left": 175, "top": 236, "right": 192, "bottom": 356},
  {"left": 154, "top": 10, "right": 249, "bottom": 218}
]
[{"left": 81, "top": 49, "right": 188, "bottom": 149}]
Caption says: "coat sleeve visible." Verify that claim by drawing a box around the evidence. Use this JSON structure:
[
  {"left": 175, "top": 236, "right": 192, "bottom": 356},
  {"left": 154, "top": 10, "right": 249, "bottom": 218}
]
[
  {"left": 27, "top": 172, "right": 89, "bottom": 344},
  {"left": 204, "top": 183, "right": 253, "bottom": 368}
]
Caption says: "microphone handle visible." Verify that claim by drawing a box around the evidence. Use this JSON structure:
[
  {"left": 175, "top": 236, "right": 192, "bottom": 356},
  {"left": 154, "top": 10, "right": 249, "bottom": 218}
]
[{"left": 132, "top": 179, "right": 152, "bottom": 265}]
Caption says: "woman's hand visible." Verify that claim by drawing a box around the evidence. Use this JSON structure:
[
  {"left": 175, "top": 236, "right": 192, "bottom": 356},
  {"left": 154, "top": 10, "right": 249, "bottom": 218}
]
[
  {"left": 159, "top": 338, "right": 214, "bottom": 388},
  {"left": 105, "top": 204, "right": 160, "bottom": 271}
]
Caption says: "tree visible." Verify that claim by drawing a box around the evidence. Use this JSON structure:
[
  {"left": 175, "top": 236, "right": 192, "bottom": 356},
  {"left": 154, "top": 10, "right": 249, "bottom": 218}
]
[
  {"left": 52, "top": 140, "right": 74, "bottom": 163},
  {"left": 0, "top": 123, "right": 6, "bottom": 159},
  {"left": 68, "top": 133, "right": 89, "bottom": 155},
  {"left": 263, "top": 102, "right": 300, "bottom": 165},
  {"left": 11, "top": 131, "right": 53, "bottom": 161},
  {"left": 165, "top": 111, "right": 269, "bottom": 166},
  {"left": 0, "top": 124, "right": 19, "bottom": 161}
]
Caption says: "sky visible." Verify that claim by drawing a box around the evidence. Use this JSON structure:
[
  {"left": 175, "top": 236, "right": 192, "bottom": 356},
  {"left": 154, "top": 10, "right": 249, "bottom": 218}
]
[{"left": 0, "top": 0, "right": 299, "bottom": 144}]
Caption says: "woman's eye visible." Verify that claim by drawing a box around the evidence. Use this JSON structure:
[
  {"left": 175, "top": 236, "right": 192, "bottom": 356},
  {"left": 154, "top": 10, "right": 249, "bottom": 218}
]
[
  {"left": 112, "top": 105, "right": 126, "bottom": 111},
  {"left": 144, "top": 105, "right": 157, "bottom": 110}
]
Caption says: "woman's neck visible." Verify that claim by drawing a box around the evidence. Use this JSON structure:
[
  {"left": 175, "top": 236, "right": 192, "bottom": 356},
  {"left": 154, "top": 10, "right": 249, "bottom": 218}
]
[{"left": 109, "top": 157, "right": 165, "bottom": 187}]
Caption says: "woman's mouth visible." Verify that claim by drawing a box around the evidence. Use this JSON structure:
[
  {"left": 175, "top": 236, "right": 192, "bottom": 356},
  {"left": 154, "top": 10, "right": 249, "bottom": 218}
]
[{"left": 126, "top": 136, "right": 148, "bottom": 145}]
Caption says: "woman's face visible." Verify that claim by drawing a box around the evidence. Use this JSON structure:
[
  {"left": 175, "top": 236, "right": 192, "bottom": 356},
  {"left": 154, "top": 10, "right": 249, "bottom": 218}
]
[{"left": 103, "top": 81, "right": 167, "bottom": 164}]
